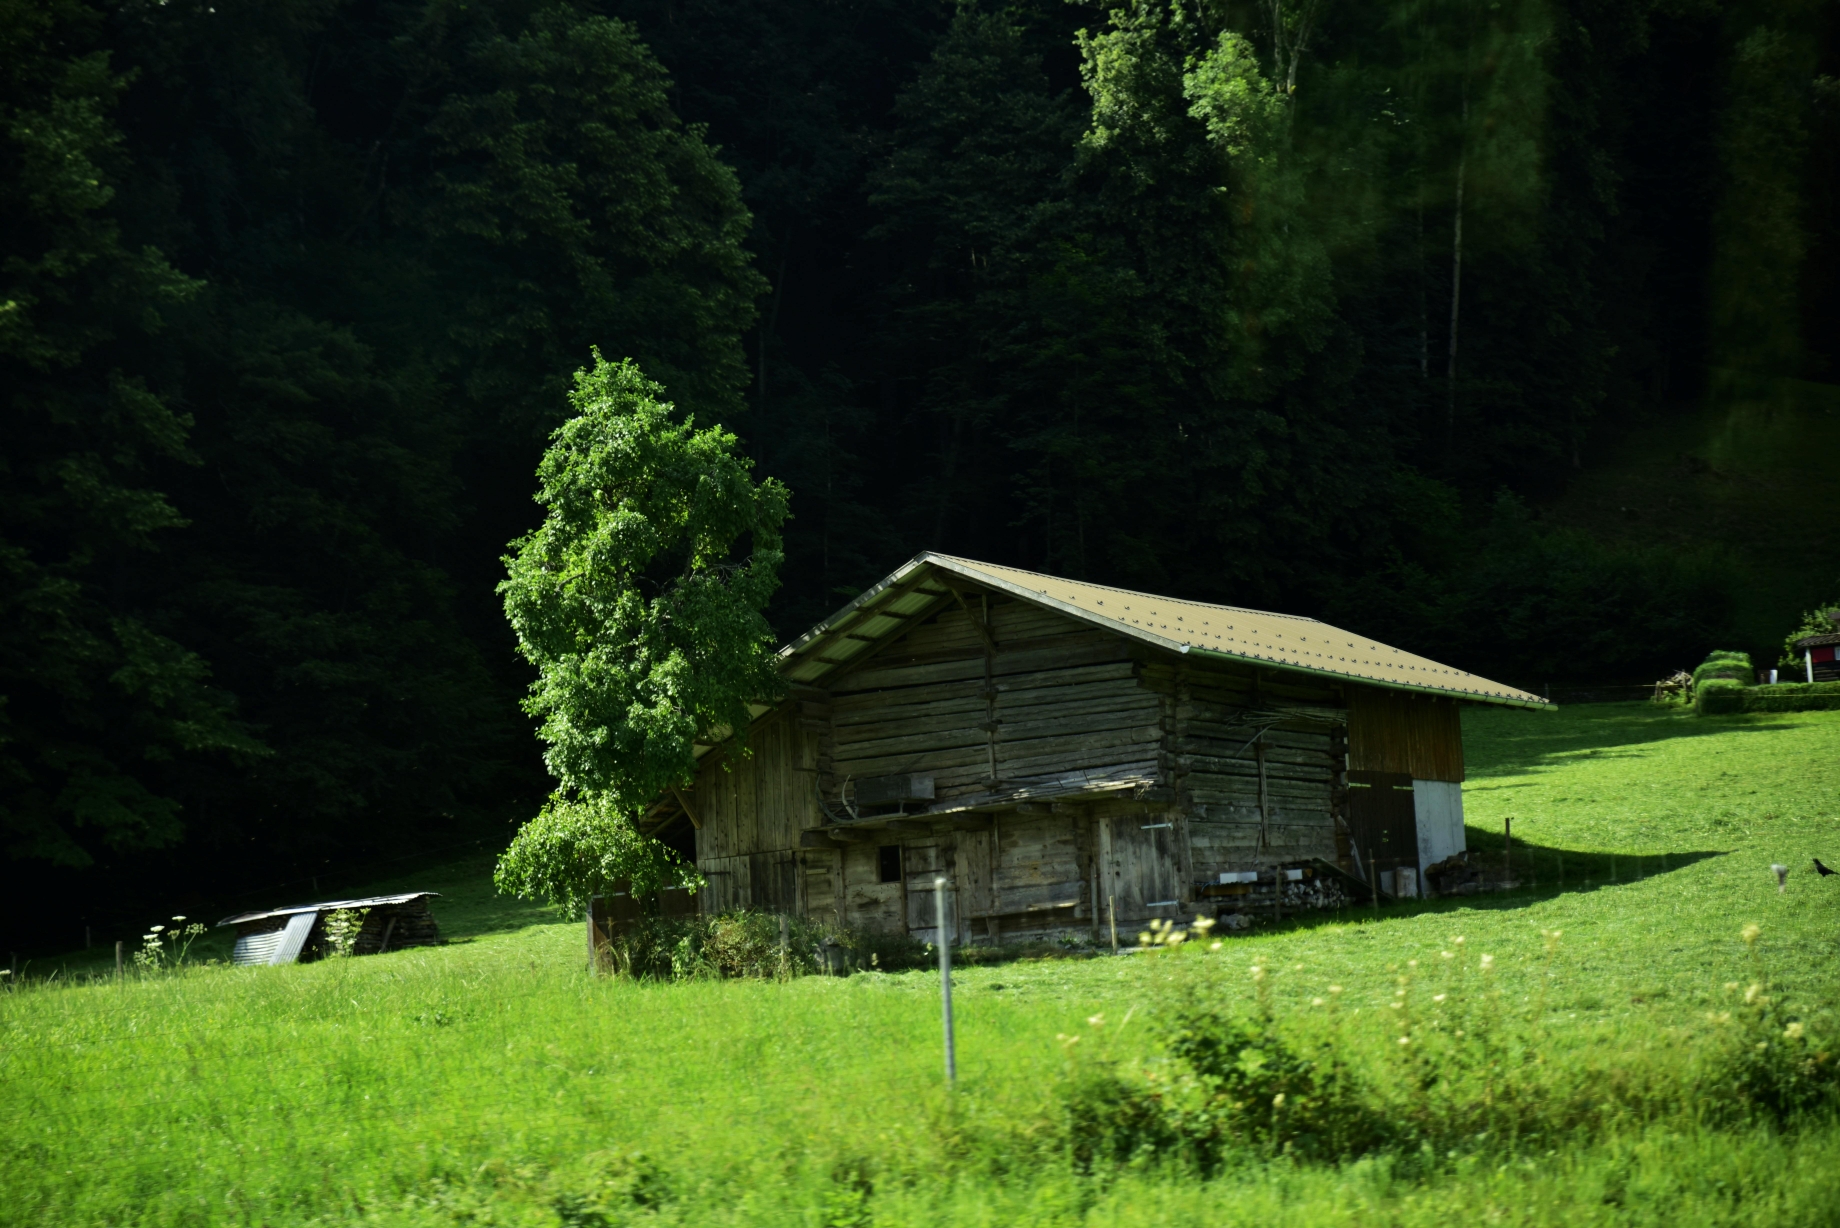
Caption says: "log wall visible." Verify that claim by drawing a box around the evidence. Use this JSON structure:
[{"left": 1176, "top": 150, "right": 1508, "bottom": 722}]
[{"left": 690, "top": 588, "right": 1464, "bottom": 935}]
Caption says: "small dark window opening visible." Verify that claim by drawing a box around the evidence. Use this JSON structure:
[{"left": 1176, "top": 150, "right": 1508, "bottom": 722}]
[{"left": 878, "top": 845, "right": 903, "bottom": 884}]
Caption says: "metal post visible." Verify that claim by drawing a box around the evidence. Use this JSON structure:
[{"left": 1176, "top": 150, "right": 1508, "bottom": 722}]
[
  {"left": 1504, "top": 817, "right": 1512, "bottom": 883},
  {"left": 935, "top": 877, "right": 955, "bottom": 1085},
  {"left": 1368, "top": 848, "right": 1380, "bottom": 918},
  {"left": 115, "top": 941, "right": 123, "bottom": 979}
]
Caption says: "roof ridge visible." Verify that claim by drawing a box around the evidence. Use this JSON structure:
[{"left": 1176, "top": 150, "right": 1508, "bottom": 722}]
[{"left": 924, "top": 553, "right": 1320, "bottom": 624}]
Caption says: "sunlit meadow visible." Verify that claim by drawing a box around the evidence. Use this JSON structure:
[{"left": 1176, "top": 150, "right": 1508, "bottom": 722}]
[{"left": 3, "top": 703, "right": 1839, "bottom": 1226}]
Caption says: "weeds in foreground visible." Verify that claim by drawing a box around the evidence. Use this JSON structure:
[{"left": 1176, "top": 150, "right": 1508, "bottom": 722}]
[
  {"left": 1054, "top": 923, "right": 1840, "bottom": 1173},
  {"left": 131, "top": 917, "right": 207, "bottom": 974}
]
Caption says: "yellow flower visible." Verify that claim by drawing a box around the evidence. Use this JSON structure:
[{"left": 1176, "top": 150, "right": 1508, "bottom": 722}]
[
  {"left": 1785, "top": 1022, "right": 1805, "bottom": 1040},
  {"left": 1745, "top": 983, "right": 1764, "bottom": 1004},
  {"left": 1272, "top": 1093, "right": 1286, "bottom": 1108},
  {"left": 1479, "top": 954, "right": 1495, "bottom": 972},
  {"left": 1741, "top": 923, "right": 1762, "bottom": 946}
]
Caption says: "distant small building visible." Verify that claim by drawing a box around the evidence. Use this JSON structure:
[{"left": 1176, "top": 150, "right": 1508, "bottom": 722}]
[
  {"left": 1794, "top": 620, "right": 1840, "bottom": 682},
  {"left": 640, "top": 553, "right": 1545, "bottom": 941},
  {"left": 217, "top": 892, "right": 440, "bottom": 965}
]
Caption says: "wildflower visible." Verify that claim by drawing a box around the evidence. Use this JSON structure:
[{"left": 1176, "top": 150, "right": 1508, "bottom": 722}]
[
  {"left": 1328, "top": 985, "right": 1343, "bottom": 995},
  {"left": 149, "top": 925, "right": 165, "bottom": 934},
  {"left": 1193, "top": 915, "right": 1217, "bottom": 933},
  {"left": 1786, "top": 1022, "right": 1805, "bottom": 1040},
  {"left": 1724, "top": 982, "right": 1740, "bottom": 993},
  {"left": 1138, "top": 932, "right": 1152, "bottom": 946},
  {"left": 1440, "top": 950, "right": 1454, "bottom": 960},
  {"left": 1312, "top": 997, "right": 1325, "bottom": 1007},
  {"left": 1250, "top": 965, "right": 1266, "bottom": 981},
  {"left": 1479, "top": 954, "right": 1494, "bottom": 972},
  {"left": 1398, "top": 1036, "right": 1412, "bottom": 1046},
  {"left": 1166, "top": 930, "right": 1187, "bottom": 946},
  {"left": 1741, "top": 923, "right": 1761, "bottom": 946},
  {"left": 1209, "top": 942, "right": 1223, "bottom": 951},
  {"left": 1432, "top": 993, "right": 1447, "bottom": 1004},
  {"left": 1407, "top": 959, "right": 1419, "bottom": 969},
  {"left": 1273, "top": 1093, "right": 1286, "bottom": 1108},
  {"left": 172, "top": 916, "right": 186, "bottom": 923},
  {"left": 1452, "top": 936, "right": 1466, "bottom": 947},
  {"left": 1744, "top": 983, "right": 1764, "bottom": 1005},
  {"left": 1087, "top": 1014, "right": 1106, "bottom": 1028}
]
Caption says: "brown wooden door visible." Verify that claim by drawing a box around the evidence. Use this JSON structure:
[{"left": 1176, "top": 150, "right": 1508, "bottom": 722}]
[
  {"left": 1101, "top": 813, "right": 1181, "bottom": 923},
  {"left": 1346, "top": 770, "right": 1415, "bottom": 883}
]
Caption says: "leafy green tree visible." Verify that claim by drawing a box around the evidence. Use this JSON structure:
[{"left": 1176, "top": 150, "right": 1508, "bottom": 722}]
[
  {"left": 0, "top": 0, "right": 258, "bottom": 865},
  {"left": 495, "top": 354, "right": 788, "bottom": 911}
]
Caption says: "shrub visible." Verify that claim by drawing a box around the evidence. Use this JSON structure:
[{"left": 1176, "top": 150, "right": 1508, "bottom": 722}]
[
  {"left": 1691, "top": 651, "right": 1752, "bottom": 689},
  {"left": 1695, "top": 678, "right": 1746, "bottom": 715},
  {"left": 598, "top": 912, "right": 932, "bottom": 981}
]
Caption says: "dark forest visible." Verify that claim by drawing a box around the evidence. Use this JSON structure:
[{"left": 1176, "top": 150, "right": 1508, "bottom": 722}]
[{"left": 4, "top": 0, "right": 1836, "bottom": 947}]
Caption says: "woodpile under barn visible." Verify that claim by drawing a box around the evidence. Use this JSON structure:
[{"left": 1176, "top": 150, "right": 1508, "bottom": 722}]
[{"left": 641, "top": 553, "right": 1546, "bottom": 944}]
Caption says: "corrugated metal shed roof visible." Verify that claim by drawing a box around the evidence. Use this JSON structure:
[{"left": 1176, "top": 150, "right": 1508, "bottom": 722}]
[
  {"left": 216, "top": 892, "right": 438, "bottom": 928},
  {"left": 778, "top": 552, "right": 1547, "bottom": 709}
]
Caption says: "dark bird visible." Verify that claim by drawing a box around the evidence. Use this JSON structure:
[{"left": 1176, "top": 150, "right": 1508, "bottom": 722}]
[{"left": 1816, "top": 858, "right": 1836, "bottom": 877}]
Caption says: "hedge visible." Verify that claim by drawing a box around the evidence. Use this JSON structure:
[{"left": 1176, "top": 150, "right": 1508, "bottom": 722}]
[{"left": 1696, "top": 679, "right": 1840, "bottom": 716}]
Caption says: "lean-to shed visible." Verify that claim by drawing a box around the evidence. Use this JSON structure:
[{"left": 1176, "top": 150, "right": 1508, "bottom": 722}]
[
  {"left": 218, "top": 892, "right": 440, "bottom": 965},
  {"left": 641, "top": 554, "right": 1544, "bottom": 943}
]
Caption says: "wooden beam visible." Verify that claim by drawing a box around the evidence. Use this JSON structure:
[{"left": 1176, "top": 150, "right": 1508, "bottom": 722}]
[
  {"left": 799, "top": 830, "right": 843, "bottom": 849},
  {"left": 669, "top": 785, "right": 702, "bottom": 830},
  {"left": 942, "top": 581, "right": 999, "bottom": 652}
]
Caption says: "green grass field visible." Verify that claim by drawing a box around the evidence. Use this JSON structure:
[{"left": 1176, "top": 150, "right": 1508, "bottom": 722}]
[{"left": 5, "top": 703, "right": 1840, "bottom": 1227}]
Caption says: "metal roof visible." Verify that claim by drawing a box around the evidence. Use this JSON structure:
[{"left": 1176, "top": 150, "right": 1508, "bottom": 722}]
[
  {"left": 778, "top": 552, "right": 1547, "bottom": 709},
  {"left": 1793, "top": 631, "right": 1840, "bottom": 651},
  {"left": 217, "top": 892, "right": 438, "bottom": 928}
]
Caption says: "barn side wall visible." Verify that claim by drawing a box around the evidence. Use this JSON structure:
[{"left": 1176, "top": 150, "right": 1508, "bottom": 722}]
[{"left": 1346, "top": 687, "right": 1465, "bottom": 782}]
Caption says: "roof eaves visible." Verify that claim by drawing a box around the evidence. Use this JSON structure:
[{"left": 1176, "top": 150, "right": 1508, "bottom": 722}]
[{"left": 1184, "top": 645, "right": 1550, "bottom": 709}]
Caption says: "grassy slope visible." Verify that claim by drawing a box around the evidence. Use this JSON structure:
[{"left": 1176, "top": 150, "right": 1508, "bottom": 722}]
[{"left": 4, "top": 704, "right": 1840, "bottom": 1226}]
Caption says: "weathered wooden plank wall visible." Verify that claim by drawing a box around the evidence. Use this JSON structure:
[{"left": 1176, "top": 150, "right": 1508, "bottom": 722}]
[
  {"left": 1347, "top": 687, "right": 1464, "bottom": 782},
  {"left": 684, "top": 583, "right": 1461, "bottom": 935}
]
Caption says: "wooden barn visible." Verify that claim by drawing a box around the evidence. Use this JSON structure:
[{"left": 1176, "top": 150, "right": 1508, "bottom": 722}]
[{"left": 642, "top": 554, "right": 1544, "bottom": 944}]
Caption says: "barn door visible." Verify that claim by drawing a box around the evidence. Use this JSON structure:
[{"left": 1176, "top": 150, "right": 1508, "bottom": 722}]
[
  {"left": 903, "top": 841, "right": 954, "bottom": 943},
  {"left": 1101, "top": 813, "right": 1181, "bottom": 923},
  {"left": 1346, "top": 770, "right": 1416, "bottom": 890}
]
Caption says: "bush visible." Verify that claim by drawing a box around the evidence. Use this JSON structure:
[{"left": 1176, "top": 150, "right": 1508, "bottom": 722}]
[
  {"left": 599, "top": 912, "right": 932, "bottom": 981},
  {"left": 1691, "top": 651, "right": 1752, "bottom": 689},
  {"left": 1696, "top": 677, "right": 1747, "bottom": 715}
]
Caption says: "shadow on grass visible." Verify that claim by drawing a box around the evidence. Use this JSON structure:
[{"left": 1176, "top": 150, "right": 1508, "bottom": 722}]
[
  {"left": 1466, "top": 701, "right": 1808, "bottom": 781},
  {"left": 1229, "top": 838, "right": 1733, "bottom": 940}
]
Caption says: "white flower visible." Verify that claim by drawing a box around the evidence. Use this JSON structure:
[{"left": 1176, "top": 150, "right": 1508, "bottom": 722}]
[
  {"left": 149, "top": 925, "right": 165, "bottom": 934},
  {"left": 1479, "top": 954, "right": 1494, "bottom": 971},
  {"left": 1785, "top": 1022, "right": 1805, "bottom": 1040}
]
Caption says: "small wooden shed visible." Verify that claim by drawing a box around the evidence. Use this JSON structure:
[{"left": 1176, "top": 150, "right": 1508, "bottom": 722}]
[
  {"left": 642, "top": 554, "right": 1544, "bottom": 942},
  {"left": 1793, "top": 620, "right": 1840, "bottom": 682},
  {"left": 217, "top": 892, "right": 441, "bottom": 965}
]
